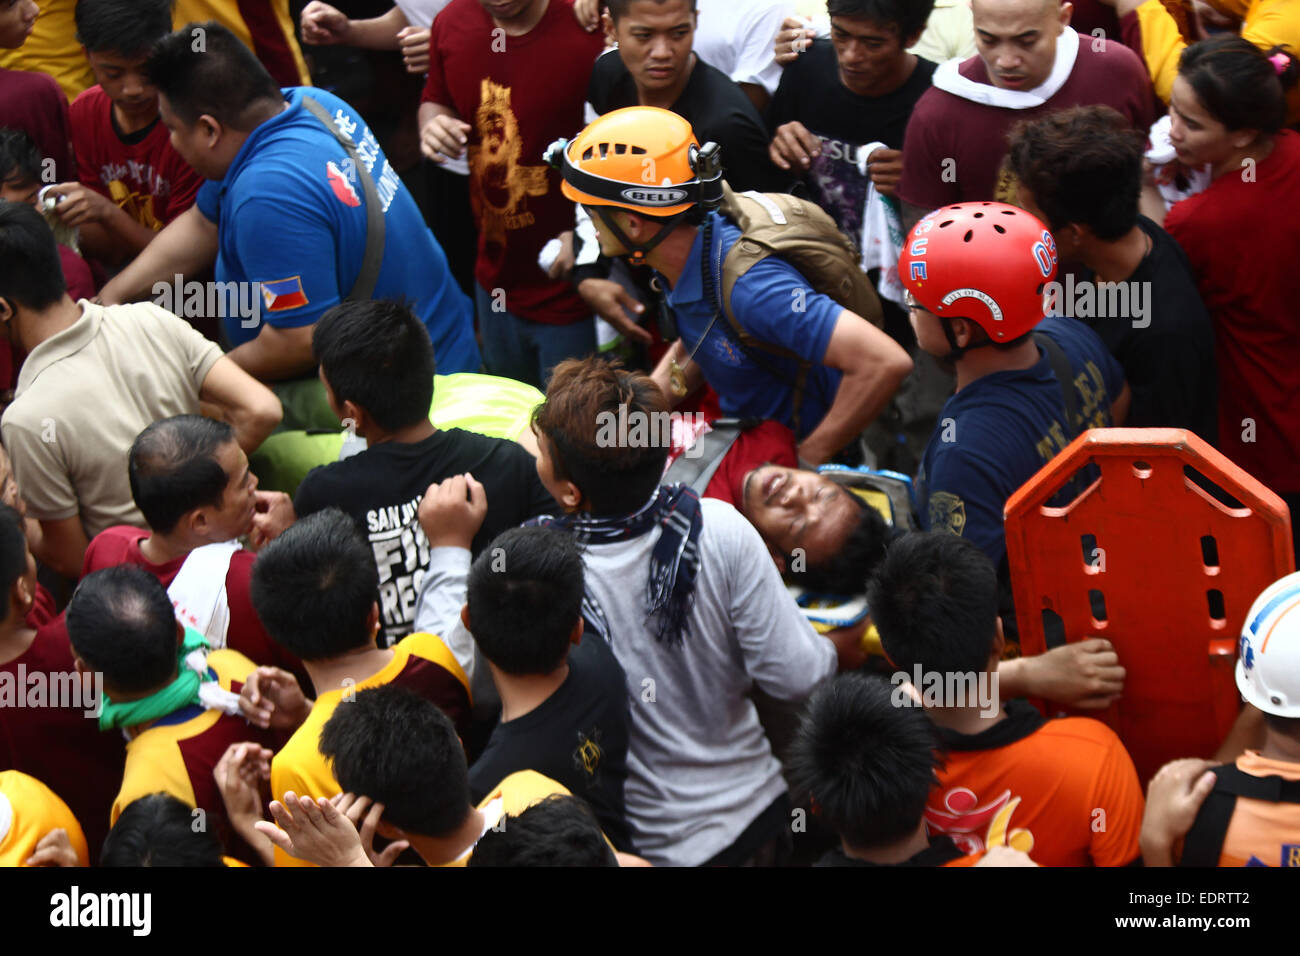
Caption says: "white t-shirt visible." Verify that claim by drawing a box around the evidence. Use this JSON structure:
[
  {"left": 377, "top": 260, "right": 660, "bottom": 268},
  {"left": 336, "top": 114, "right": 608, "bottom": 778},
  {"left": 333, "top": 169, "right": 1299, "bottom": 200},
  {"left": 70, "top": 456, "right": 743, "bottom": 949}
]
[
  {"left": 694, "top": 0, "right": 795, "bottom": 94},
  {"left": 393, "top": 0, "right": 453, "bottom": 29}
]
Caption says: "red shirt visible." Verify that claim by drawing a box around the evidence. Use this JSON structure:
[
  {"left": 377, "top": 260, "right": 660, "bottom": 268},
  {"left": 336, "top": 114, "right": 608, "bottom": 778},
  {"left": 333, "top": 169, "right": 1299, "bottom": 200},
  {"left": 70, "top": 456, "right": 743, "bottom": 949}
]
[
  {"left": 0, "top": 623, "right": 127, "bottom": 865},
  {"left": 0, "top": 67, "right": 73, "bottom": 182},
  {"left": 898, "top": 37, "right": 1157, "bottom": 208},
  {"left": 69, "top": 86, "right": 203, "bottom": 230},
  {"left": 421, "top": 0, "right": 603, "bottom": 325},
  {"left": 1164, "top": 130, "right": 1300, "bottom": 496},
  {"left": 81, "top": 526, "right": 305, "bottom": 685}
]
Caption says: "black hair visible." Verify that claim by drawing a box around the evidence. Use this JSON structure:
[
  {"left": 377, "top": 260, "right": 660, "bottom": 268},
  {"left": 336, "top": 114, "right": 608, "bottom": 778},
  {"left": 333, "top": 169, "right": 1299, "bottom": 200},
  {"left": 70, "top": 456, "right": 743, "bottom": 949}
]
[
  {"left": 786, "top": 492, "right": 890, "bottom": 595},
  {"left": 0, "top": 199, "right": 66, "bottom": 311},
  {"left": 605, "top": 0, "right": 697, "bottom": 22},
  {"left": 318, "top": 685, "right": 470, "bottom": 839},
  {"left": 1007, "top": 105, "right": 1143, "bottom": 241},
  {"left": 468, "top": 795, "right": 618, "bottom": 867},
  {"left": 66, "top": 566, "right": 179, "bottom": 694},
  {"left": 0, "top": 503, "right": 27, "bottom": 622},
  {"left": 466, "top": 527, "right": 584, "bottom": 676},
  {"left": 128, "top": 415, "right": 237, "bottom": 534},
  {"left": 787, "top": 673, "right": 941, "bottom": 849},
  {"left": 0, "top": 128, "right": 41, "bottom": 186},
  {"left": 145, "top": 21, "right": 282, "bottom": 131},
  {"left": 249, "top": 508, "right": 379, "bottom": 662},
  {"left": 313, "top": 300, "right": 435, "bottom": 434},
  {"left": 868, "top": 531, "right": 999, "bottom": 676},
  {"left": 100, "top": 793, "right": 225, "bottom": 866},
  {"left": 825, "top": 0, "right": 935, "bottom": 41},
  {"left": 1178, "top": 36, "right": 1299, "bottom": 135},
  {"left": 76, "top": 0, "right": 175, "bottom": 57}
]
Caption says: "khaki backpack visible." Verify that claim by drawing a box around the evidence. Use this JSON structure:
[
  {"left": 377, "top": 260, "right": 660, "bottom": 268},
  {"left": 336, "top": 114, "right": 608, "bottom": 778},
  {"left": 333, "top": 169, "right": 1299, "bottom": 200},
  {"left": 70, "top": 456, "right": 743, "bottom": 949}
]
[{"left": 709, "top": 183, "right": 885, "bottom": 433}]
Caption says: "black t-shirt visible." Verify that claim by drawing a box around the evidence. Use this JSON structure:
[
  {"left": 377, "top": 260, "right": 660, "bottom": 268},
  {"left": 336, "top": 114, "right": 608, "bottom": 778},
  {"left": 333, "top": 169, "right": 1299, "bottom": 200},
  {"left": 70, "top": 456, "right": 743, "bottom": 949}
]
[
  {"left": 813, "top": 833, "right": 965, "bottom": 867},
  {"left": 294, "top": 428, "right": 556, "bottom": 646},
  {"left": 1078, "top": 216, "right": 1218, "bottom": 444},
  {"left": 587, "top": 48, "right": 791, "bottom": 194},
  {"left": 468, "top": 633, "right": 633, "bottom": 851},
  {"left": 769, "top": 43, "right": 936, "bottom": 250}
]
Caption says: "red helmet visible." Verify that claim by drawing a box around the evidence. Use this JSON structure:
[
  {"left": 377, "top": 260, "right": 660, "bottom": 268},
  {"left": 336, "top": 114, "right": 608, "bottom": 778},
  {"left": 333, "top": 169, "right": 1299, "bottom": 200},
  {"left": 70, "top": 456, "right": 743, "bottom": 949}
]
[{"left": 897, "top": 202, "right": 1058, "bottom": 344}]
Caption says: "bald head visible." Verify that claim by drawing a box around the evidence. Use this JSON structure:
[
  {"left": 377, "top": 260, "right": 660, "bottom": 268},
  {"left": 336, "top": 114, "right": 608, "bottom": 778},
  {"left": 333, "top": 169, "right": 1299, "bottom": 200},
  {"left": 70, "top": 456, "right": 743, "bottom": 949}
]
[{"left": 972, "top": 0, "right": 1071, "bottom": 91}]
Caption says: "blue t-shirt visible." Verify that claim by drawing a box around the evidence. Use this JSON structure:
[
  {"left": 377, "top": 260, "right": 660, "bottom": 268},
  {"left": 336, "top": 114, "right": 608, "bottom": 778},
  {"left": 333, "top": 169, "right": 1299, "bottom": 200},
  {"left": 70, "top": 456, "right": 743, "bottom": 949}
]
[
  {"left": 662, "top": 211, "right": 844, "bottom": 438},
  {"left": 196, "top": 87, "right": 479, "bottom": 373},
  {"left": 915, "top": 315, "right": 1126, "bottom": 567}
]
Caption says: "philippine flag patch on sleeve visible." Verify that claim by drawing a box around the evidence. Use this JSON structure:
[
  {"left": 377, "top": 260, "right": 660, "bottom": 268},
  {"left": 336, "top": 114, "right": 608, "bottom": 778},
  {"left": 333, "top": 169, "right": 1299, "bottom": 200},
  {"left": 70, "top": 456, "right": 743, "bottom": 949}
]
[{"left": 261, "top": 276, "right": 310, "bottom": 312}]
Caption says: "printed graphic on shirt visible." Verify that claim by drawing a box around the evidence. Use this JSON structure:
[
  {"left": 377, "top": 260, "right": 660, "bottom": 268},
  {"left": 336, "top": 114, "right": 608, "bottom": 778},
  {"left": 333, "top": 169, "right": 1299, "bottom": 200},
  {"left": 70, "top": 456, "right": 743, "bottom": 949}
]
[
  {"left": 366, "top": 496, "right": 432, "bottom": 646},
  {"left": 469, "top": 79, "right": 550, "bottom": 261},
  {"left": 98, "top": 161, "right": 171, "bottom": 230},
  {"left": 573, "top": 726, "right": 604, "bottom": 780},
  {"left": 807, "top": 140, "right": 867, "bottom": 250},
  {"left": 925, "top": 784, "right": 1036, "bottom": 856},
  {"left": 928, "top": 491, "right": 966, "bottom": 537},
  {"left": 326, "top": 105, "right": 404, "bottom": 215},
  {"left": 327, "top": 160, "right": 360, "bottom": 207},
  {"left": 261, "top": 276, "right": 309, "bottom": 312}
]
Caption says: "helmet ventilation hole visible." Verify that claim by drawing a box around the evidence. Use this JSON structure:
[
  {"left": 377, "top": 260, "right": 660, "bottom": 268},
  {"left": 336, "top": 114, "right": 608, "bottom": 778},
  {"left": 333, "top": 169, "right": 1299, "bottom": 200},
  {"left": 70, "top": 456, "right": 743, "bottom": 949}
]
[
  {"left": 1001, "top": 209, "right": 1016, "bottom": 215},
  {"left": 598, "top": 142, "right": 610, "bottom": 159},
  {"left": 631, "top": 146, "right": 647, "bottom": 154},
  {"left": 963, "top": 230, "right": 974, "bottom": 242},
  {"left": 993, "top": 224, "right": 1006, "bottom": 234},
  {"left": 1035, "top": 283, "right": 1044, "bottom": 294},
  {"left": 614, "top": 143, "right": 627, "bottom": 154},
  {"left": 973, "top": 212, "right": 984, "bottom": 218},
  {"left": 582, "top": 147, "right": 594, "bottom": 160},
  {"left": 939, "top": 219, "right": 954, "bottom": 228}
]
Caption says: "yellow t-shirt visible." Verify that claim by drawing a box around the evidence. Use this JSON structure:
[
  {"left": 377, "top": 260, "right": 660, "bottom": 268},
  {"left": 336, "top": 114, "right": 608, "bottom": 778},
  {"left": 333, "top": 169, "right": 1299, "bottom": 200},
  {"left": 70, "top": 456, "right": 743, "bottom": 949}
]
[
  {"left": 110, "top": 648, "right": 258, "bottom": 823},
  {"left": 0, "top": 0, "right": 94, "bottom": 102},
  {"left": 439, "top": 771, "right": 575, "bottom": 868},
  {"left": 0, "top": 771, "right": 90, "bottom": 867},
  {"left": 271, "top": 632, "right": 470, "bottom": 867}
]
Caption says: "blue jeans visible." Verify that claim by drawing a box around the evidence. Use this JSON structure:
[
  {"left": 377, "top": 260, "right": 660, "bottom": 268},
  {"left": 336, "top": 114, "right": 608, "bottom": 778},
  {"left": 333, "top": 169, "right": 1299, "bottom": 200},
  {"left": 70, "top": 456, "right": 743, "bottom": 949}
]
[{"left": 475, "top": 284, "right": 596, "bottom": 390}]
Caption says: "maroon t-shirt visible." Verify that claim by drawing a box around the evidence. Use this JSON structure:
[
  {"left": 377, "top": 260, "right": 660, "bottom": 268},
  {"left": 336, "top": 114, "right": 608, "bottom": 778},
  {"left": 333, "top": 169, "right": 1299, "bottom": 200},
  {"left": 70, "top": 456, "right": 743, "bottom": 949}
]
[
  {"left": 664, "top": 419, "right": 799, "bottom": 507},
  {"left": 81, "top": 527, "right": 307, "bottom": 687},
  {"left": 0, "top": 66, "right": 73, "bottom": 182},
  {"left": 898, "top": 35, "right": 1157, "bottom": 209},
  {"left": 421, "top": 0, "right": 603, "bottom": 325},
  {"left": 0, "top": 622, "right": 126, "bottom": 865},
  {"left": 69, "top": 86, "right": 203, "bottom": 230},
  {"left": 1164, "top": 130, "right": 1300, "bottom": 496}
]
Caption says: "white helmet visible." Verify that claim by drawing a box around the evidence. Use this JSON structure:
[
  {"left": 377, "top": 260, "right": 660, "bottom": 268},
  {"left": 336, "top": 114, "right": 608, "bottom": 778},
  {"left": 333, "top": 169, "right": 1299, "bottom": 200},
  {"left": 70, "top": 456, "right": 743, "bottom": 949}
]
[{"left": 1237, "top": 571, "right": 1300, "bottom": 717}]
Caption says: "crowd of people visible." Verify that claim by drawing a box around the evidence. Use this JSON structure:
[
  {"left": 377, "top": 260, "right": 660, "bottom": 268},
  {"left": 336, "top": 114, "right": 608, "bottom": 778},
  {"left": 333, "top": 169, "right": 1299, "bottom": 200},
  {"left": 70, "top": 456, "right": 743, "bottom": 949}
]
[{"left": 0, "top": 0, "right": 1297, "bottom": 870}]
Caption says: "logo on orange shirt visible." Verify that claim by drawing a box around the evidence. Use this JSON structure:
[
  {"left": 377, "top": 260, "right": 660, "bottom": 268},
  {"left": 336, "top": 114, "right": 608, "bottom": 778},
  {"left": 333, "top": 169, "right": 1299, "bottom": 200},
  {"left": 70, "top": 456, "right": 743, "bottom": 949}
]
[{"left": 925, "top": 785, "right": 1035, "bottom": 856}]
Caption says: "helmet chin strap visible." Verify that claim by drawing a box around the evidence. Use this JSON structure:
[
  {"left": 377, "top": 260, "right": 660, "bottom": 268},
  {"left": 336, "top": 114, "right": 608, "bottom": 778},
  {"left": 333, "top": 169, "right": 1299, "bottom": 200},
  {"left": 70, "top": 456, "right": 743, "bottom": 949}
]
[
  {"left": 595, "top": 207, "right": 686, "bottom": 265},
  {"left": 938, "top": 315, "right": 1029, "bottom": 363}
]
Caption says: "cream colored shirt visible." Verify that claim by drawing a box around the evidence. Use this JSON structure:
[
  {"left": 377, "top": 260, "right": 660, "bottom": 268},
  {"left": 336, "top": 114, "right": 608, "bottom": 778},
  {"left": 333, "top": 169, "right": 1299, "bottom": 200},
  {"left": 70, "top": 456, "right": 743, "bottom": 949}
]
[{"left": 2, "top": 300, "right": 222, "bottom": 538}]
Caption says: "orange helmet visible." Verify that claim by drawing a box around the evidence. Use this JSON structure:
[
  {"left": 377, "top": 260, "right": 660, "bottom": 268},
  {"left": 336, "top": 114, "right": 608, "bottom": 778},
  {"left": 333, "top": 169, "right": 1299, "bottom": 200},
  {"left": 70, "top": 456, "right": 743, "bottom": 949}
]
[
  {"left": 547, "top": 107, "right": 722, "bottom": 219},
  {"left": 897, "top": 202, "right": 1058, "bottom": 348}
]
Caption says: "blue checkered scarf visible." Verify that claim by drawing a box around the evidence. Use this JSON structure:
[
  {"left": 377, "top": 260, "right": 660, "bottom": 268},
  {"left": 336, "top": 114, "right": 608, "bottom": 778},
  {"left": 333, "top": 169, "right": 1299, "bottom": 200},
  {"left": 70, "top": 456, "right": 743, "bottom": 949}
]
[{"left": 527, "top": 484, "right": 703, "bottom": 647}]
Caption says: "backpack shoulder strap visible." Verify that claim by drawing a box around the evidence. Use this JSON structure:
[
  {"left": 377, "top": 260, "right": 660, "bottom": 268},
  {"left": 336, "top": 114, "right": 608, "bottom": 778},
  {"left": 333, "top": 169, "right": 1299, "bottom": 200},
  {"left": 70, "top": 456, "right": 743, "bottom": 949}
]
[
  {"left": 1178, "top": 765, "right": 1300, "bottom": 866},
  {"left": 1032, "top": 330, "right": 1080, "bottom": 443},
  {"left": 300, "top": 95, "right": 386, "bottom": 302},
  {"left": 664, "top": 419, "right": 748, "bottom": 494}
]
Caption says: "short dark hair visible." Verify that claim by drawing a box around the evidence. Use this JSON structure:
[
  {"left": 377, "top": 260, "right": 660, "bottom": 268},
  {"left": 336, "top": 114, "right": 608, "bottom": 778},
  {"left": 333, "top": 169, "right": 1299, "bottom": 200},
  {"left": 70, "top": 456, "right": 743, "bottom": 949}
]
[
  {"left": 1179, "top": 36, "right": 1299, "bottom": 135},
  {"left": 1006, "top": 106, "right": 1143, "bottom": 241},
  {"left": 605, "top": 0, "right": 697, "bottom": 22},
  {"left": 468, "top": 795, "right": 618, "bottom": 867},
  {"left": 128, "top": 415, "right": 236, "bottom": 534},
  {"left": 101, "top": 793, "right": 225, "bottom": 867},
  {"left": 0, "top": 200, "right": 66, "bottom": 310},
  {"left": 250, "top": 508, "right": 379, "bottom": 662},
  {"left": 786, "top": 493, "right": 890, "bottom": 595},
  {"left": 533, "top": 357, "right": 669, "bottom": 516},
  {"left": 466, "top": 527, "right": 584, "bottom": 675},
  {"left": 67, "top": 566, "right": 179, "bottom": 694},
  {"left": 869, "top": 531, "right": 999, "bottom": 676},
  {"left": 313, "top": 300, "right": 435, "bottom": 433},
  {"left": 318, "top": 685, "right": 470, "bottom": 839},
  {"left": 0, "top": 503, "right": 27, "bottom": 623},
  {"left": 76, "top": 0, "right": 175, "bottom": 57},
  {"left": 145, "top": 21, "right": 282, "bottom": 131},
  {"left": 0, "top": 128, "right": 41, "bottom": 186},
  {"left": 826, "top": 0, "right": 935, "bottom": 41},
  {"left": 787, "top": 673, "right": 941, "bottom": 849}
]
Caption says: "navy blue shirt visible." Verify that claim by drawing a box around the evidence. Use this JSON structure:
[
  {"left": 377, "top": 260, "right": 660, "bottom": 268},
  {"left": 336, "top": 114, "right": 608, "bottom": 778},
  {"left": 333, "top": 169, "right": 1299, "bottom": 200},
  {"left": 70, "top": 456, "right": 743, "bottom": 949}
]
[
  {"left": 196, "top": 87, "right": 479, "bottom": 373},
  {"left": 663, "top": 211, "right": 844, "bottom": 438},
  {"left": 915, "top": 315, "right": 1126, "bottom": 567}
]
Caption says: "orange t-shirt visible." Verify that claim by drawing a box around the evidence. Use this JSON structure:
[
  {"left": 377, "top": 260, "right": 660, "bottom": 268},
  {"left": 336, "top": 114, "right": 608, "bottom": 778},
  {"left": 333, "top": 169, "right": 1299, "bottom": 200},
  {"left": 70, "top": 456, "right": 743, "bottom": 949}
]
[
  {"left": 1218, "top": 751, "right": 1300, "bottom": 867},
  {"left": 925, "top": 702, "right": 1144, "bottom": 866}
]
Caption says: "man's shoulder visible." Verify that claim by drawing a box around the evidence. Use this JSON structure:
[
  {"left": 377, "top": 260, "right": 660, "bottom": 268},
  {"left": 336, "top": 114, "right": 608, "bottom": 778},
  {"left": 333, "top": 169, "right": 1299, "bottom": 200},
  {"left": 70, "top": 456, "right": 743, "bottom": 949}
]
[
  {"left": 1072, "top": 30, "right": 1148, "bottom": 79},
  {"left": 1023, "top": 715, "right": 1130, "bottom": 767},
  {"left": 83, "top": 526, "right": 147, "bottom": 569},
  {"left": 68, "top": 84, "right": 108, "bottom": 118}
]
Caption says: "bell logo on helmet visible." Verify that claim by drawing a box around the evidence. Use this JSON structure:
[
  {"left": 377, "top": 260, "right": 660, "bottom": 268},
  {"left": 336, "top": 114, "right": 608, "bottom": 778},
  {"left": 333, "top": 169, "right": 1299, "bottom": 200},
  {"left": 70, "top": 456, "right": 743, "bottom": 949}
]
[
  {"left": 620, "top": 186, "right": 689, "bottom": 206},
  {"left": 940, "top": 288, "right": 1003, "bottom": 323},
  {"left": 1240, "top": 635, "right": 1255, "bottom": 671}
]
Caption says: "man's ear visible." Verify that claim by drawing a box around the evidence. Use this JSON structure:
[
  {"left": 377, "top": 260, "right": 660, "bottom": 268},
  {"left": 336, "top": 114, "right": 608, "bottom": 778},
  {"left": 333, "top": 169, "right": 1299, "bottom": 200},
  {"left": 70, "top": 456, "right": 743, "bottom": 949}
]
[
  {"left": 367, "top": 602, "right": 381, "bottom": 640},
  {"left": 11, "top": 572, "right": 31, "bottom": 616},
  {"left": 459, "top": 603, "right": 472, "bottom": 632},
  {"left": 197, "top": 113, "right": 224, "bottom": 148},
  {"left": 557, "top": 479, "right": 585, "bottom": 513},
  {"left": 990, "top": 616, "right": 1007, "bottom": 668},
  {"left": 570, "top": 615, "right": 584, "bottom": 647},
  {"left": 176, "top": 619, "right": 186, "bottom": 647},
  {"left": 376, "top": 819, "right": 404, "bottom": 841},
  {"left": 340, "top": 400, "right": 366, "bottom": 434},
  {"left": 602, "top": 9, "right": 617, "bottom": 44},
  {"left": 1058, "top": 1, "right": 1073, "bottom": 29}
]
